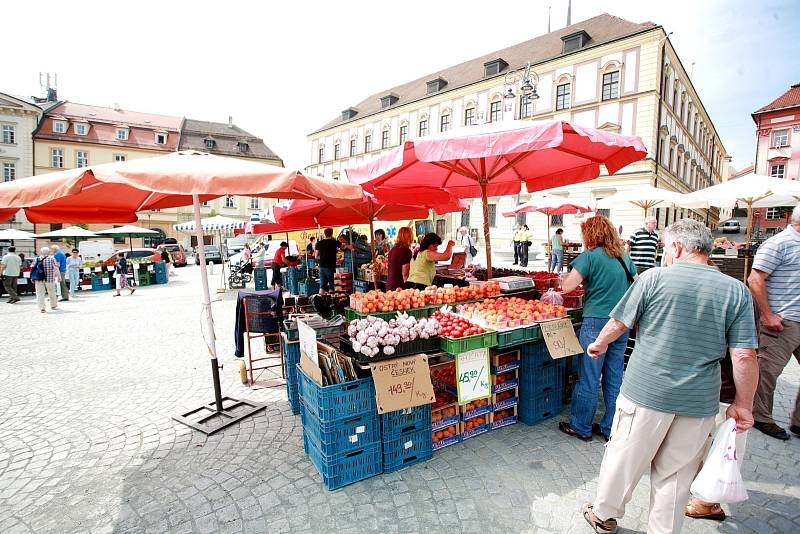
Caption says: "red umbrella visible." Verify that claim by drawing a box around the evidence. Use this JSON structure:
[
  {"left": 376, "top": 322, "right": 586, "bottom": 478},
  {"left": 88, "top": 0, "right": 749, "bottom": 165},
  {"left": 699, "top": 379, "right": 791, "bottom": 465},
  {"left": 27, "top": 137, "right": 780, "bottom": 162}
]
[
  {"left": 0, "top": 150, "right": 363, "bottom": 434},
  {"left": 346, "top": 120, "right": 646, "bottom": 276},
  {"left": 502, "top": 193, "right": 593, "bottom": 241}
]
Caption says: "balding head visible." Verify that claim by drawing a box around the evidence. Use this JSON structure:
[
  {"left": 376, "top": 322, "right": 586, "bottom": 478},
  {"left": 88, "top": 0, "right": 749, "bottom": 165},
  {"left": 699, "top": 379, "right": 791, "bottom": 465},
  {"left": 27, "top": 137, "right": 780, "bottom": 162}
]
[
  {"left": 40, "top": 247, "right": 51, "bottom": 255},
  {"left": 644, "top": 216, "right": 657, "bottom": 232}
]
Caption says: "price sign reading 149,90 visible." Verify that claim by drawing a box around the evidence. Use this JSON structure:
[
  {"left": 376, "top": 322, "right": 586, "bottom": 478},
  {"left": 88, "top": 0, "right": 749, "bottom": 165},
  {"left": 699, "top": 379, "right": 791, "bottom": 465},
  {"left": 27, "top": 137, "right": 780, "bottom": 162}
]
[{"left": 455, "top": 348, "right": 491, "bottom": 405}]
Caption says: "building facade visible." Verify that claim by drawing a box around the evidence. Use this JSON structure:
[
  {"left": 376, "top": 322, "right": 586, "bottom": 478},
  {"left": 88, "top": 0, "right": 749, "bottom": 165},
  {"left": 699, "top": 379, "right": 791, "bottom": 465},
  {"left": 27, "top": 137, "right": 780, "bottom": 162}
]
[
  {"left": 306, "top": 13, "right": 728, "bottom": 259},
  {"left": 751, "top": 82, "right": 800, "bottom": 232}
]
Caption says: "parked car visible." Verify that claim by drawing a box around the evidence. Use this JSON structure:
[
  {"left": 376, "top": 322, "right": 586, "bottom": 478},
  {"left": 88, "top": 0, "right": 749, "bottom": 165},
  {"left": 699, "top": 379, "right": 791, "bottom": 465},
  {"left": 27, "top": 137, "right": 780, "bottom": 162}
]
[
  {"left": 721, "top": 220, "right": 742, "bottom": 234},
  {"left": 195, "top": 245, "right": 224, "bottom": 265},
  {"left": 157, "top": 243, "right": 187, "bottom": 267},
  {"left": 103, "top": 248, "right": 164, "bottom": 265}
]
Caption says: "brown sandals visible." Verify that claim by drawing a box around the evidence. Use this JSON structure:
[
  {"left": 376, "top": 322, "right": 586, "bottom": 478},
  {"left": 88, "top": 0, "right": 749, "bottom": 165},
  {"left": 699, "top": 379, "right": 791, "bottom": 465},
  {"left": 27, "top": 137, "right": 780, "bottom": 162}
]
[
  {"left": 582, "top": 503, "right": 618, "bottom": 533},
  {"left": 685, "top": 499, "right": 726, "bottom": 521}
]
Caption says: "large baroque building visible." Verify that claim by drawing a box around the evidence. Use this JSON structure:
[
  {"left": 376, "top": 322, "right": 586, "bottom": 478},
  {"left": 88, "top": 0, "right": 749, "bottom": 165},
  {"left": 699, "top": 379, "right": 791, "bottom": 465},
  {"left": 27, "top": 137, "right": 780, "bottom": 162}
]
[
  {"left": 306, "top": 13, "right": 728, "bottom": 257},
  {"left": 751, "top": 82, "right": 800, "bottom": 233}
]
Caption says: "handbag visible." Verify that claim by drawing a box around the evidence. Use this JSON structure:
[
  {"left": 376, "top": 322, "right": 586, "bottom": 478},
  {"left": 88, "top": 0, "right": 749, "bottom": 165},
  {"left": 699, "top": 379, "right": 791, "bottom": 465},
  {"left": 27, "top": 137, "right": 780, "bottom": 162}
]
[{"left": 467, "top": 236, "right": 478, "bottom": 257}]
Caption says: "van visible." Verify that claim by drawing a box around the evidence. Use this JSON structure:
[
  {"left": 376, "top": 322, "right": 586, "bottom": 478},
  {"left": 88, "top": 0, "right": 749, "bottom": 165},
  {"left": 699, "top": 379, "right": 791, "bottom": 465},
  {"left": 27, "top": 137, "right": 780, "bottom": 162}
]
[{"left": 79, "top": 240, "right": 115, "bottom": 262}]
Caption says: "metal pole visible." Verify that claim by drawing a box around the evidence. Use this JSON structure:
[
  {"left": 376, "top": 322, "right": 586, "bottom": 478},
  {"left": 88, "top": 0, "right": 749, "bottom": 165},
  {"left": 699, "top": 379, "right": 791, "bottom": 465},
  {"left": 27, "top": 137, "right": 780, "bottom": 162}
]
[
  {"left": 369, "top": 217, "right": 378, "bottom": 290},
  {"left": 744, "top": 202, "right": 753, "bottom": 285},
  {"left": 193, "top": 194, "right": 223, "bottom": 412},
  {"left": 480, "top": 181, "right": 492, "bottom": 278}
]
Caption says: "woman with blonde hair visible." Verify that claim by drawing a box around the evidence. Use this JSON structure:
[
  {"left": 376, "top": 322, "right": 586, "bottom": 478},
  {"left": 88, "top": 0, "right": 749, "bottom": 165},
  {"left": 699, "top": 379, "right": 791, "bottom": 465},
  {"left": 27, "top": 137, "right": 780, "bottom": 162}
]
[
  {"left": 558, "top": 215, "right": 637, "bottom": 442},
  {"left": 386, "top": 226, "right": 414, "bottom": 291}
]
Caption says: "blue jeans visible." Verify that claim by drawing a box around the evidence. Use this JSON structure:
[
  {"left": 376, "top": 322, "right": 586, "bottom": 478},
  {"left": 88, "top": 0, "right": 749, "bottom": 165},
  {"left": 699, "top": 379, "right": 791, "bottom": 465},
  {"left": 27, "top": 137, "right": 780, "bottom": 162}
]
[
  {"left": 550, "top": 249, "right": 564, "bottom": 272},
  {"left": 319, "top": 267, "right": 334, "bottom": 291},
  {"left": 569, "top": 316, "right": 629, "bottom": 438},
  {"left": 68, "top": 270, "right": 80, "bottom": 296}
]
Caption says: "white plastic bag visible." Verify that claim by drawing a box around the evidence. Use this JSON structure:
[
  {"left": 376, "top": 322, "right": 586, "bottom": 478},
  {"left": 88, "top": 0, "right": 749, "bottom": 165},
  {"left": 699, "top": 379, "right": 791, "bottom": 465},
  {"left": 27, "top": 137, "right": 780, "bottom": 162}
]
[
  {"left": 690, "top": 418, "right": 748, "bottom": 503},
  {"left": 540, "top": 288, "right": 563, "bottom": 306}
]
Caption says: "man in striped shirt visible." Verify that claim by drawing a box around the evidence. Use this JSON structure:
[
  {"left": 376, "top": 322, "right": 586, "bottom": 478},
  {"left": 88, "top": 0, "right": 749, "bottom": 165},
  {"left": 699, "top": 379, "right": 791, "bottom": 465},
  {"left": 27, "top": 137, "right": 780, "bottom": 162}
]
[
  {"left": 749, "top": 202, "right": 800, "bottom": 441},
  {"left": 627, "top": 216, "right": 659, "bottom": 274}
]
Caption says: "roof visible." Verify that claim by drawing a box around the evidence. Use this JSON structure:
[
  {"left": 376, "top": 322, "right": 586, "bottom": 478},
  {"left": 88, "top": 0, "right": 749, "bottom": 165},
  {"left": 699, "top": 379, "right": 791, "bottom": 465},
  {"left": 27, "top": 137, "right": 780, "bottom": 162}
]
[
  {"left": 178, "top": 118, "right": 283, "bottom": 164},
  {"left": 312, "top": 13, "right": 658, "bottom": 133},
  {"left": 728, "top": 165, "right": 754, "bottom": 180},
  {"left": 0, "top": 92, "right": 42, "bottom": 111},
  {"left": 753, "top": 83, "right": 800, "bottom": 115},
  {"left": 44, "top": 101, "right": 183, "bottom": 130}
]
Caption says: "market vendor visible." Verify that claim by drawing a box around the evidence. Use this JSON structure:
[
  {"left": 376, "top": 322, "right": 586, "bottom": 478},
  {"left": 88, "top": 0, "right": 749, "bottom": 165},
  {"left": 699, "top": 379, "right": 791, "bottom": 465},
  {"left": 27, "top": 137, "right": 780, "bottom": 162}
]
[
  {"left": 315, "top": 228, "right": 341, "bottom": 292},
  {"left": 374, "top": 229, "right": 390, "bottom": 256},
  {"left": 387, "top": 227, "right": 413, "bottom": 291},
  {"left": 271, "top": 241, "right": 300, "bottom": 288},
  {"left": 404, "top": 233, "right": 454, "bottom": 289}
]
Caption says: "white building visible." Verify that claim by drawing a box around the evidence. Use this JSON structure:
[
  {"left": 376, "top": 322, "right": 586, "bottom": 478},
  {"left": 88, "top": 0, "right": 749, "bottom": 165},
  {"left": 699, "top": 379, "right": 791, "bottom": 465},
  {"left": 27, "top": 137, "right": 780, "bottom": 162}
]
[{"left": 306, "top": 13, "right": 728, "bottom": 260}]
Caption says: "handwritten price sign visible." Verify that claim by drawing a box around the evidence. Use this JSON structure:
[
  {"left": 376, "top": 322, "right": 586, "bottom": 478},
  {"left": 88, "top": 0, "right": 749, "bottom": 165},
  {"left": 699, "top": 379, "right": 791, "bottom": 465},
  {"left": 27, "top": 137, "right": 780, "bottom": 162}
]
[
  {"left": 455, "top": 348, "right": 490, "bottom": 405},
  {"left": 369, "top": 355, "right": 435, "bottom": 414},
  {"left": 540, "top": 318, "right": 583, "bottom": 359}
]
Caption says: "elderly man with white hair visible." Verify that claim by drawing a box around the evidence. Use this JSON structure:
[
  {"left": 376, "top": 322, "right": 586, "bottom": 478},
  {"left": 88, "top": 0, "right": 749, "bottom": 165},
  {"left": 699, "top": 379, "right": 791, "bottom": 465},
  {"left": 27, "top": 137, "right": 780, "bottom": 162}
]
[
  {"left": 31, "top": 246, "right": 59, "bottom": 313},
  {"left": 748, "top": 202, "right": 800, "bottom": 441},
  {"left": 580, "top": 219, "right": 759, "bottom": 534},
  {"left": 627, "top": 215, "right": 659, "bottom": 274}
]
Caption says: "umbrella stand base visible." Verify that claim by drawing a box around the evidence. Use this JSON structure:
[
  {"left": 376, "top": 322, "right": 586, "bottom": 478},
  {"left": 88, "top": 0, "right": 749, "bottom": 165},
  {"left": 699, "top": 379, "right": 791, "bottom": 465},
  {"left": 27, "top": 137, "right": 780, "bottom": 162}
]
[{"left": 173, "top": 397, "right": 266, "bottom": 435}]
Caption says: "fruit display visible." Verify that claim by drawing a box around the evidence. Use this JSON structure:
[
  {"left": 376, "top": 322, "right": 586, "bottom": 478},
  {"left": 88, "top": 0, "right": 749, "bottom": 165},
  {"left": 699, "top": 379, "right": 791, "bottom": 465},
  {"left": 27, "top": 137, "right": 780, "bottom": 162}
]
[
  {"left": 433, "top": 425, "right": 459, "bottom": 443},
  {"left": 462, "top": 413, "right": 490, "bottom": 432},
  {"left": 493, "top": 369, "right": 519, "bottom": 393},
  {"left": 494, "top": 390, "right": 516, "bottom": 403},
  {"left": 530, "top": 271, "right": 559, "bottom": 290},
  {"left": 350, "top": 288, "right": 427, "bottom": 313},
  {"left": 431, "top": 310, "right": 486, "bottom": 339},
  {"left": 346, "top": 313, "right": 441, "bottom": 358},
  {"left": 458, "top": 297, "right": 567, "bottom": 329},
  {"left": 422, "top": 283, "right": 501, "bottom": 305},
  {"left": 559, "top": 288, "right": 585, "bottom": 309},
  {"left": 462, "top": 398, "right": 489, "bottom": 412},
  {"left": 430, "top": 361, "right": 456, "bottom": 390}
]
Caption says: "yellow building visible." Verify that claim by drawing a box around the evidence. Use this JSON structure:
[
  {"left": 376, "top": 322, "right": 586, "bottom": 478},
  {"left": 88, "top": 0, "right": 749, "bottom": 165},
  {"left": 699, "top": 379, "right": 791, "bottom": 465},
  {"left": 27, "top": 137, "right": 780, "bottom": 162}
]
[{"left": 306, "top": 13, "right": 729, "bottom": 261}]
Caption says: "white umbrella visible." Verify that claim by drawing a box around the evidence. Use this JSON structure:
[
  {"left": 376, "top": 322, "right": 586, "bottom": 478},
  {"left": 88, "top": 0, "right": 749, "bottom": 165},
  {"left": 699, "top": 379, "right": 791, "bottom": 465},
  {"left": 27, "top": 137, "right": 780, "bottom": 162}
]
[
  {"left": 95, "top": 225, "right": 159, "bottom": 253},
  {"left": 0, "top": 228, "right": 37, "bottom": 240},
  {"left": 34, "top": 225, "right": 99, "bottom": 239},
  {"left": 596, "top": 185, "right": 684, "bottom": 217},
  {"left": 173, "top": 214, "right": 247, "bottom": 232}
]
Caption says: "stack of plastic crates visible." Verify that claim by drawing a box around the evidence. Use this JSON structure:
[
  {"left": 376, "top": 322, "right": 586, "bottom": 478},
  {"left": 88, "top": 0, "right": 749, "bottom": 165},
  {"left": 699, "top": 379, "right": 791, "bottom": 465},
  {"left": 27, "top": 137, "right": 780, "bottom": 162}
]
[
  {"left": 297, "top": 367, "right": 382, "bottom": 490},
  {"left": 380, "top": 405, "right": 432, "bottom": 472},
  {"left": 254, "top": 267, "right": 268, "bottom": 290},
  {"left": 284, "top": 266, "right": 301, "bottom": 295},
  {"left": 154, "top": 262, "right": 168, "bottom": 284},
  {"left": 282, "top": 332, "right": 301, "bottom": 414},
  {"left": 298, "top": 279, "right": 320, "bottom": 296},
  {"left": 518, "top": 342, "right": 567, "bottom": 426}
]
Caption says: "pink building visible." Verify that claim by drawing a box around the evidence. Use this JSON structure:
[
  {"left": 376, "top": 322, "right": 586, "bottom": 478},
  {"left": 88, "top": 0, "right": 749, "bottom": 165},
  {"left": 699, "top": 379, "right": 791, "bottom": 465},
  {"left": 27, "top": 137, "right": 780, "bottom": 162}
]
[{"left": 752, "top": 82, "right": 800, "bottom": 230}]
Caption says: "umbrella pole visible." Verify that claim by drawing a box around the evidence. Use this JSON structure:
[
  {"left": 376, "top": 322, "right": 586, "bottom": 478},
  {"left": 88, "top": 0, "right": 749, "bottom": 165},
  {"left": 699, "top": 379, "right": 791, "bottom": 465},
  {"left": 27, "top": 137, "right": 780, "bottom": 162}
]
[
  {"left": 546, "top": 214, "right": 551, "bottom": 272},
  {"left": 369, "top": 218, "right": 378, "bottom": 290},
  {"left": 744, "top": 202, "right": 753, "bottom": 284},
  {"left": 480, "top": 181, "right": 492, "bottom": 278}
]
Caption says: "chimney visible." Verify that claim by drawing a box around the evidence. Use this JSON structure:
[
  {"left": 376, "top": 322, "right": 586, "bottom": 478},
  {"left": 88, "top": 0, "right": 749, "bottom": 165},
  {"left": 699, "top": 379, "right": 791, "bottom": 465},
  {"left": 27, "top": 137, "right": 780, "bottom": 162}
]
[{"left": 228, "top": 116, "right": 233, "bottom": 128}]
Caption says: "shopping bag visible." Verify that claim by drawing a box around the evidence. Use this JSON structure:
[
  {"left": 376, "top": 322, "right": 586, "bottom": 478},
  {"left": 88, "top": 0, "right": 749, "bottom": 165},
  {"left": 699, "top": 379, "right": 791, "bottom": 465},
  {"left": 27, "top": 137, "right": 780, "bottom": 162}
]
[
  {"left": 690, "top": 418, "right": 748, "bottom": 503},
  {"left": 540, "top": 288, "right": 564, "bottom": 306}
]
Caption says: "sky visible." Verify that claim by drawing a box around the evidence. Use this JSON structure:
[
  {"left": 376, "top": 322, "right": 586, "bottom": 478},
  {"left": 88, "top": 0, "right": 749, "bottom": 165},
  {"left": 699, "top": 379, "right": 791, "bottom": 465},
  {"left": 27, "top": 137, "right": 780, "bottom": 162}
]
[{"left": 4, "top": 0, "right": 799, "bottom": 172}]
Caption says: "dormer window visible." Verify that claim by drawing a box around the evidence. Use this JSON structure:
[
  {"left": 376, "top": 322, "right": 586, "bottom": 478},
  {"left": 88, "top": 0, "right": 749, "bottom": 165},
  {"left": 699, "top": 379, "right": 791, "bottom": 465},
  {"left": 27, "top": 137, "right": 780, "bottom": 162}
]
[
  {"left": 380, "top": 94, "right": 399, "bottom": 109},
  {"left": 483, "top": 58, "right": 509, "bottom": 77},
  {"left": 426, "top": 77, "right": 448, "bottom": 94},
  {"left": 74, "top": 122, "right": 89, "bottom": 136},
  {"left": 115, "top": 128, "right": 129, "bottom": 141},
  {"left": 561, "top": 30, "right": 591, "bottom": 53},
  {"left": 341, "top": 108, "right": 358, "bottom": 121},
  {"left": 53, "top": 120, "right": 67, "bottom": 134},
  {"left": 238, "top": 141, "right": 249, "bottom": 153},
  {"left": 155, "top": 132, "right": 167, "bottom": 145},
  {"left": 204, "top": 138, "right": 216, "bottom": 150}
]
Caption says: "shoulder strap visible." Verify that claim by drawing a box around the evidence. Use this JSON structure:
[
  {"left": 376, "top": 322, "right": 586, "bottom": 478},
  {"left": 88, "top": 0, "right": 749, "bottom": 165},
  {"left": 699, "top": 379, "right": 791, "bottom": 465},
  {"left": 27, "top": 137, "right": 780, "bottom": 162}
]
[{"left": 615, "top": 256, "right": 635, "bottom": 285}]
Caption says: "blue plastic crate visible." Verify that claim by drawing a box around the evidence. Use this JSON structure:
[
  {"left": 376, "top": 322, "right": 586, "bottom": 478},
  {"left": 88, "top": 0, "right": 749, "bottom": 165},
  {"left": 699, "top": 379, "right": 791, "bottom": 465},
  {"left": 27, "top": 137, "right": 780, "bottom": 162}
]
[
  {"left": 380, "top": 405, "right": 432, "bottom": 439},
  {"left": 91, "top": 278, "right": 112, "bottom": 291},
  {"left": 299, "top": 280, "right": 320, "bottom": 296},
  {"left": 153, "top": 262, "right": 167, "bottom": 275},
  {"left": 519, "top": 387, "right": 564, "bottom": 426},
  {"left": 287, "top": 383, "right": 300, "bottom": 415},
  {"left": 300, "top": 401, "right": 380, "bottom": 456},
  {"left": 282, "top": 337, "right": 300, "bottom": 366},
  {"left": 284, "top": 267, "right": 301, "bottom": 295},
  {"left": 520, "top": 358, "right": 567, "bottom": 397},
  {"left": 520, "top": 341, "right": 551, "bottom": 366},
  {"left": 382, "top": 427, "right": 433, "bottom": 472},
  {"left": 155, "top": 273, "right": 168, "bottom": 284},
  {"left": 297, "top": 365, "right": 376, "bottom": 422},
  {"left": 303, "top": 433, "right": 382, "bottom": 491}
]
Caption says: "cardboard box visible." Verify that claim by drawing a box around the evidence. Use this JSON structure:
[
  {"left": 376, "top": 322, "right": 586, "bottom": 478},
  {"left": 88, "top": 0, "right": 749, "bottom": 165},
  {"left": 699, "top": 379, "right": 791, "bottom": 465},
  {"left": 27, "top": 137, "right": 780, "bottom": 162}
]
[
  {"left": 490, "top": 405, "right": 518, "bottom": 429},
  {"left": 461, "top": 398, "right": 491, "bottom": 420},
  {"left": 432, "top": 402, "right": 459, "bottom": 432},
  {"left": 492, "top": 368, "right": 519, "bottom": 394},
  {"left": 492, "top": 387, "right": 519, "bottom": 411},
  {"left": 461, "top": 413, "right": 490, "bottom": 440},
  {"left": 490, "top": 349, "right": 521, "bottom": 374},
  {"left": 432, "top": 421, "right": 461, "bottom": 451}
]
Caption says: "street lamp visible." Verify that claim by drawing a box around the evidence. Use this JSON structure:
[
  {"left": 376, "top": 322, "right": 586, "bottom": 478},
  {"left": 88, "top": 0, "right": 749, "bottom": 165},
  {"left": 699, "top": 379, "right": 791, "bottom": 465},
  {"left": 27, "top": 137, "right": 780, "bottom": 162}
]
[{"left": 504, "top": 62, "right": 540, "bottom": 102}]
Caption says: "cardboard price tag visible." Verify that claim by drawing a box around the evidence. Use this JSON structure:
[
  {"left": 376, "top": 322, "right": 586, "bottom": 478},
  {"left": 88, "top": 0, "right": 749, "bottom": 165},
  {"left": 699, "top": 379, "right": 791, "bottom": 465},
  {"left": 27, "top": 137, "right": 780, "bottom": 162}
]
[
  {"left": 455, "top": 348, "right": 491, "bottom": 405},
  {"left": 108, "top": 265, "right": 115, "bottom": 272},
  {"left": 94, "top": 267, "right": 102, "bottom": 272},
  {"left": 102, "top": 277, "right": 109, "bottom": 285},
  {"left": 369, "top": 355, "right": 435, "bottom": 414},
  {"left": 298, "top": 320, "right": 323, "bottom": 385},
  {"left": 540, "top": 318, "right": 583, "bottom": 359},
  {"left": 22, "top": 271, "right": 30, "bottom": 278},
  {"left": 83, "top": 268, "right": 91, "bottom": 274}
]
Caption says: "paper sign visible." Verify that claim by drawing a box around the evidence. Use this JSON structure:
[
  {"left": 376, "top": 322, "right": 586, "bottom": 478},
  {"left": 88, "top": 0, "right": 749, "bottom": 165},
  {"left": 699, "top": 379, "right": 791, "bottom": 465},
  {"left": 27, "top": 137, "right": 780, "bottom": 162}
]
[
  {"left": 298, "top": 320, "right": 323, "bottom": 385},
  {"left": 147, "top": 265, "right": 154, "bottom": 271},
  {"left": 83, "top": 268, "right": 90, "bottom": 274},
  {"left": 18, "top": 278, "right": 26, "bottom": 284},
  {"left": 455, "top": 348, "right": 491, "bottom": 405},
  {"left": 102, "top": 277, "right": 109, "bottom": 285},
  {"left": 108, "top": 265, "right": 115, "bottom": 271},
  {"left": 22, "top": 272, "right": 30, "bottom": 278},
  {"left": 133, "top": 264, "right": 140, "bottom": 270},
  {"left": 94, "top": 267, "right": 101, "bottom": 272},
  {"left": 369, "top": 354, "right": 435, "bottom": 414},
  {"left": 540, "top": 318, "right": 583, "bottom": 359}
]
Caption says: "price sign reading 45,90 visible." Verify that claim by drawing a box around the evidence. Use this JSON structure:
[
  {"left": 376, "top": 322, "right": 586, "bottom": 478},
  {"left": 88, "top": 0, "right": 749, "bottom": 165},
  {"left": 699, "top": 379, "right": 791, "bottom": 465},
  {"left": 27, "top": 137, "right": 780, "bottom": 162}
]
[{"left": 455, "top": 348, "right": 491, "bottom": 405}]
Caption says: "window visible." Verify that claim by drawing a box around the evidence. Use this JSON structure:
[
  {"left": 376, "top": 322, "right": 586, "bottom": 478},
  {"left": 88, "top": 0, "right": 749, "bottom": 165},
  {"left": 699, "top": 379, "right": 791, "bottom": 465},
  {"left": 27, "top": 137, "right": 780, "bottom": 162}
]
[
  {"left": 334, "top": 142, "right": 340, "bottom": 160},
  {"left": 770, "top": 164, "right": 785, "bottom": 179},
  {"left": 766, "top": 207, "right": 781, "bottom": 220},
  {"left": 488, "top": 204, "right": 497, "bottom": 227},
  {"left": 551, "top": 214, "right": 564, "bottom": 226},
  {"left": 74, "top": 123, "right": 88, "bottom": 135},
  {"left": 679, "top": 99, "right": 685, "bottom": 123},
  {"left": 154, "top": 133, "right": 167, "bottom": 145},
  {"left": 53, "top": 121, "right": 67, "bottom": 134},
  {"left": 399, "top": 125, "right": 408, "bottom": 144},
  {"left": 662, "top": 73, "right": 670, "bottom": 100},
  {"left": 601, "top": 71, "right": 619, "bottom": 101},
  {"left": 116, "top": 128, "right": 128, "bottom": 141},
  {"left": 464, "top": 107, "right": 475, "bottom": 126},
  {"left": 418, "top": 119, "right": 428, "bottom": 137},
  {"left": 50, "top": 223, "right": 64, "bottom": 242},
  {"left": 515, "top": 212, "right": 527, "bottom": 226},
  {"left": 205, "top": 139, "right": 216, "bottom": 149},
  {"left": 51, "top": 148, "right": 63, "bottom": 168},
  {"left": 318, "top": 146, "right": 324, "bottom": 163},
  {"left": 683, "top": 160, "right": 689, "bottom": 182},
  {"left": 519, "top": 96, "right": 533, "bottom": 119},
  {"left": 489, "top": 101, "right": 502, "bottom": 123},
  {"left": 597, "top": 208, "right": 611, "bottom": 218},
  {"left": 668, "top": 148, "right": 675, "bottom": 172},
  {"left": 201, "top": 200, "right": 210, "bottom": 207},
  {"left": 2, "top": 125, "right": 15, "bottom": 144},
  {"left": 460, "top": 208, "right": 470, "bottom": 229},
  {"left": 3, "top": 162, "right": 15, "bottom": 182},
  {"left": 773, "top": 129, "right": 789, "bottom": 147},
  {"left": 349, "top": 138, "right": 357, "bottom": 156},
  {"left": 114, "top": 154, "right": 126, "bottom": 162},
  {"left": 364, "top": 134, "right": 372, "bottom": 152},
  {"left": 556, "top": 83, "right": 571, "bottom": 110},
  {"left": 249, "top": 197, "right": 260, "bottom": 210},
  {"left": 672, "top": 86, "right": 679, "bottom": 110},
  {"left": 440, "top": 114, "right": 450, "bottom": 132},
  {"left": 381, "top": 129, "right": 390, "bottom": 149},
  {"left": 76, "top": 151, "right": 89, "bottom": 168},
  {"left": 224, "top": 196, "right": 236, "bottom": 209}
]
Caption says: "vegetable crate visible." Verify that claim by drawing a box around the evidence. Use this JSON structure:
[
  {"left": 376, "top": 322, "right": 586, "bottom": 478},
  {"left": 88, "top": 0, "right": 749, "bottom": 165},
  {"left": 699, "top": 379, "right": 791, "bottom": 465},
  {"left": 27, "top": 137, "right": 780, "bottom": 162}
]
[
  {"left": 137, "top": 272, "right": 152, "bottom": 286},
  {"left": 439, "top": 330, "right": 497, "bottom": 355},
  {"left": 380, "top": 405, "right": 432, "bottom": 439},
  {"left": 339, "top": 335, "right": 440, "bottom": 364},
  {"left": 492, "top": 387, "right": 519, "bottom": 412},
  {"left": 297, "top": 366, "right": 376, "bottom": 422},
  {"left": 492, "top": 368, "right": 519, "bottom": 394},
  {"left": 520, "top": 343, "right": 568, "bottom": 395},
  {"left": 299, "top": 280, "right": 320, "bottom": 297},
  {"left": 91, "top": 278, "right": 112, "bottom": 291},
  {"left": 300, "top": 402, "right": 381, "bottom": 456},
  {"left": 254, "top": 268, "right": 268, "bottom": 291},
  {"left": 154, "top": 272, "right": 168, "bottom": 285},
  {"left": 461, "top": 399, "right": 491, "bottom": 421},
  {"left": 496, "top": 327, "right": 527, "bottom": 349},
  {"left": 519, "top": 387, "right": 564, "bottom": 426},
  {"left": 283, "top": 319, "right": 346, "bottom": 343},
  {"left": 303, "top": 433, "right": 383, "bottom": 491},
  {"left": 490, "top": 406, "right": 518, "bottom": 430},
  {"left": 490, "top": 349, "right": 520, "bottom": 375},
  {"left": 461, "top": 412, "right": 491, "bottom": 440},
  {"left": 344, "top": 306, "right": 431, "bottom": 322},
  {"left": 353, "top": 279, "right": 370, "bottom": 293},
  {"left": 382, "top": 427, "right": 432, "bottom": 473},
  {"left": 153, "top": 262, "right": 167, "bottom": 276},
  {"left": 284, "top": 267, "right": 301, "bottom": 295},
  {"left": 282, "top": 333, "right": 301, "bottom": 414}
]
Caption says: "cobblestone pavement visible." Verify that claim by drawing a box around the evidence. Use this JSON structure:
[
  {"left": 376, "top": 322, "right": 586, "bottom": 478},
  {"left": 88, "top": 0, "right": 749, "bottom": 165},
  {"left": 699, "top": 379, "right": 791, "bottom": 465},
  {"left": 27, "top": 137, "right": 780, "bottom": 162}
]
[{"left": 1, "top": 265, "right": 798, "bottom": 534}]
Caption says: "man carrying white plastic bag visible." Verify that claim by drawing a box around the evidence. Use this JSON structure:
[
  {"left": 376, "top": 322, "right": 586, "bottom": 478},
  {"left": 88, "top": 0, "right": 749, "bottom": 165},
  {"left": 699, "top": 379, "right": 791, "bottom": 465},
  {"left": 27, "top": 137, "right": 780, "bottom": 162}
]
[{"left": 690, "top": 418, "right": 749, "bottom": 504}]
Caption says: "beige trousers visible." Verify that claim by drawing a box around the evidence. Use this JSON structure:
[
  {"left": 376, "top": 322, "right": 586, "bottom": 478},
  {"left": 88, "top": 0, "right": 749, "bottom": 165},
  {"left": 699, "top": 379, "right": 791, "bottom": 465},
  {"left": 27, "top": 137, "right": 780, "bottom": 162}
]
[
  {"left": 753, "top": 319, "right": 800, "bottom": 427},
  {"left": 593, "top": 394, "right": 716, "bottom": 534},
  {"left": 35, "top": 281, "right": 57, "bottom": 311}
]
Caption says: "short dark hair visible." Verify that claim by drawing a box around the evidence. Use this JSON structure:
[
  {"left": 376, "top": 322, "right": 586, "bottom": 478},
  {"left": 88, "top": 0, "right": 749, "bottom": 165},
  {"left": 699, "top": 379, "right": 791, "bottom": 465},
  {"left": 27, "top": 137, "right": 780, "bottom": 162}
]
[
  {"left": 374, "top": 229, "right": 386, "bottom": 239},
  {"left": 8, "top": 246, "right": 15, "bottom": 252},
  {"left": 117, "top": 252, "right": 124, "bottom": 257},
  {"left": 324, "top": 228, "right": 334, "bottom": 238},
  {"left": 415, "top": 233, "right": 442, "bottom": 259},
  {"left": 309, "top": 236, "right": 316, "bottom": 241},
  {"left": 555, "top": 228, "right": 563, "bottom": 235},
  {"left": 72, "top": 248, "right": 79, "bottom": 253},
  {"left": 280, "top": 241, "right": 289, "bottom": 247}
]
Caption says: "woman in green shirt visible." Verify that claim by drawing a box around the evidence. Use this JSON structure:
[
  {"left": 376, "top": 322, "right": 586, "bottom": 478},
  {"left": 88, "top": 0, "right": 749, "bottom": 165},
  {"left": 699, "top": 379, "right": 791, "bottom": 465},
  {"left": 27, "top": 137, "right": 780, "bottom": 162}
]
[
  {"left": 404, "top": 233, "right": 454, "bottom": 289},
  {"left": 550, "top": 228, "right": 564, "bottom": 272}
]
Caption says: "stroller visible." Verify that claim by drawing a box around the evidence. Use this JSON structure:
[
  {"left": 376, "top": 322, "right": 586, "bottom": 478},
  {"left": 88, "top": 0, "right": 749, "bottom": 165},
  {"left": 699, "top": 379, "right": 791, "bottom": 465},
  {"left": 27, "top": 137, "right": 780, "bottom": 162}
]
[{"left": 228, "top": 261, "right": 253, "bottom": 289}]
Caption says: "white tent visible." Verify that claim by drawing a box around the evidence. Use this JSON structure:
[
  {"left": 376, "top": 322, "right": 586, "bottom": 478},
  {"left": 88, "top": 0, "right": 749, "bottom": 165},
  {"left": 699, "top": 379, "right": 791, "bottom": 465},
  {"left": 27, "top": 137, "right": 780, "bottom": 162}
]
[
  {"left": 174, "top": 215, "right": 247, "bottom": 233},
  {"left": 596, "top": 185, "right": 685, "bottom": 217}
]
